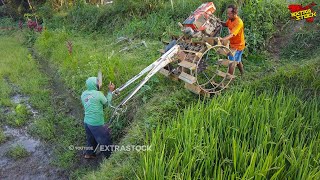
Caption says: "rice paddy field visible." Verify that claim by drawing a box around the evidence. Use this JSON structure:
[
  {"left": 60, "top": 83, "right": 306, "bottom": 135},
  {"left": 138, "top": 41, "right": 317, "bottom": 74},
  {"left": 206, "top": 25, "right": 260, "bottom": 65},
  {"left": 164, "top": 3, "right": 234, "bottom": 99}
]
[{"left": 0, "top": 0, "right": 319, "bottom": 179}]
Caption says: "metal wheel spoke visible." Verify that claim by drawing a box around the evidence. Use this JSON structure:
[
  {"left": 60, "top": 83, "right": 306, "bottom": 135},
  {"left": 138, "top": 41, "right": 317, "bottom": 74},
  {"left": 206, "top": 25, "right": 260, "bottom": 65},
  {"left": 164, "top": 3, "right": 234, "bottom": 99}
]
[{"left": 196, "top": 44, "right": 233, "bottom": 94}]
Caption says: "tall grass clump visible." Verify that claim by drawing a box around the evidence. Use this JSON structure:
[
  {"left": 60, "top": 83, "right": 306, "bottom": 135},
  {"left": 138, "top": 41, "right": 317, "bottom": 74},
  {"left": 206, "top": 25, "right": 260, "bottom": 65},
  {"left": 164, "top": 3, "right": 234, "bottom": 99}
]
[{"left": 140, "top": 86, "right": 320, "bottom": 179}]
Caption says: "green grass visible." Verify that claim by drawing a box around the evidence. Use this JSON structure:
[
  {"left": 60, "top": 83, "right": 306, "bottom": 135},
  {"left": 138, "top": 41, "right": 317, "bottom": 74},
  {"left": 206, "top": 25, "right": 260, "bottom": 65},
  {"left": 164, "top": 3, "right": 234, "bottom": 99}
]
[
  {"left": 0, "top": 33, "right": 51, "bottom": 118},
  {"left": 6, "top": 145, "right": 30, "bottom": 160},
  {"left": 0, "top": 129, "right": 6, "bottom": 144},
  {"left": 0, "top": 33, "right": 50, "bottom": 111},
  {"left": 281, "top": 17, "right": 320, "bottom": 60},
  {"left": 6, "top": 104, "right": 31, "bottom": 127},
  {"left": 29, "top": 116, "right": 56, "bottom": 141},
  {"left": 0, "top": 78, "right": 12, "bottom": 107},
  {"left": 0, "top": 33, "right": 84, "bottom": 169},
  {"left": 34, "top": 29, "right": 162, "bottom": 94}
]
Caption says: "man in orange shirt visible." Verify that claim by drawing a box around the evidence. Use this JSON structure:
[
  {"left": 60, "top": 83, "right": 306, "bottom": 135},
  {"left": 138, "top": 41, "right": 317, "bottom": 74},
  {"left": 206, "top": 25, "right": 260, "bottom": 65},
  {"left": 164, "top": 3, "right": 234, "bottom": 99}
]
[{"left": 220, "top": 4, "right": 245, "bottom": 76}]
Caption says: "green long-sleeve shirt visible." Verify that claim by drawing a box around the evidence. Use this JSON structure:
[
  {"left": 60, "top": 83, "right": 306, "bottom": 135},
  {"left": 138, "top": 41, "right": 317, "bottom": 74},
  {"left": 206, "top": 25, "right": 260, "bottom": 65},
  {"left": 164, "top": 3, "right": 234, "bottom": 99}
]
[{"left": 81, "top": 77, "right": 112, "bottom": 126}]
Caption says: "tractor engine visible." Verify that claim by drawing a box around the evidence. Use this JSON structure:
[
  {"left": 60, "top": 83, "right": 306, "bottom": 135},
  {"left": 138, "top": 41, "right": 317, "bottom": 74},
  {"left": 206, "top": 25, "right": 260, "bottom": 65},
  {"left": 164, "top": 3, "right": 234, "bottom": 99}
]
[{"left": 181, "top": 2, "right": 222, "bottom": 38}]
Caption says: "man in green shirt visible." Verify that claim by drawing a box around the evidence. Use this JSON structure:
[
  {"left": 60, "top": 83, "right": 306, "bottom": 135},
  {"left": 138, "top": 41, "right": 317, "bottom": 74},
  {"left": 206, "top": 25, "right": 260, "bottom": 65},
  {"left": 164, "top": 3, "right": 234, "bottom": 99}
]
[{"left": 81, "top": 77, "right": 115, "bottom": 159}]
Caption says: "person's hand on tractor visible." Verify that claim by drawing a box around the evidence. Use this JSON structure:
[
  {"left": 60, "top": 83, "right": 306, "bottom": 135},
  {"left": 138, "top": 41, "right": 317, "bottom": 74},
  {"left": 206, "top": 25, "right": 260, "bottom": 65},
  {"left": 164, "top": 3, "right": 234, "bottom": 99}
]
[
  {"left": 108, "top": 81, "right": 115, "bottom": 92},
  {"left": 218, "top": 19, "right": 226, "bottom": 27}
]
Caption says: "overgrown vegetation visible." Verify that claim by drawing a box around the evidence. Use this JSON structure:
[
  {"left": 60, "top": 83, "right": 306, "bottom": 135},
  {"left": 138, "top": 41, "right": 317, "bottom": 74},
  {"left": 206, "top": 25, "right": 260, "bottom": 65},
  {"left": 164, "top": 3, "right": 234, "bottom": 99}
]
[
  {"left": 23, "top": 0, "right": 288, "bottom": 54},
  {"left": 1, "top": 0, "right": 319, "bottom": 179},
  {"left": 281, "top": 18, "right": 320, "bottom": 60},
  {"left": 240, "top": 0, "right": 288, "bottom": 52}
]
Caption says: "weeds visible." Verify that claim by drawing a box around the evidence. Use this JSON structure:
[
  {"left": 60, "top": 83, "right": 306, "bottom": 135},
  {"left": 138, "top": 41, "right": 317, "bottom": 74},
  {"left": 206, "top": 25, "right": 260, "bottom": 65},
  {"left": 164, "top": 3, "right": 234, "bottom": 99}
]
[
  {"left": 0, "top": 129, "right": 6, "bottom": 144},
  {"left": 241, "top": 0, "right": 288, "bottom": 53},
  {"left": 6, "top": 104, "right": 31, "bottom": 127},
  {"left": 29, "top": 116, "right": 56, "bottom": 141},
  {"left": 38, "top": 0, "right": 289, "bottom": 55},
  {"left": 6, "top": 145, "right": 30, "bottom": 160}
]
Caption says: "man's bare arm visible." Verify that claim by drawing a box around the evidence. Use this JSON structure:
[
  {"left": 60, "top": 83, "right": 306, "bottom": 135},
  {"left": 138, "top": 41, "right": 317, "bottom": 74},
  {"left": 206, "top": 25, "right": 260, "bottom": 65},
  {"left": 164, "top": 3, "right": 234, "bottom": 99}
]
[{"left": 221, "top": 33, "right": 234, "bottom": 41}]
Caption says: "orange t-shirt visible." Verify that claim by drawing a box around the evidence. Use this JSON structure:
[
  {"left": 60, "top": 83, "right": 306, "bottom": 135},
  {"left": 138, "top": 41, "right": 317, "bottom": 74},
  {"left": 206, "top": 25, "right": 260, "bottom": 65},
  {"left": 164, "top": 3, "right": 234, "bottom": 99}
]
[{"left": 226, "top": 16, "right": 245, "bottom": 50}]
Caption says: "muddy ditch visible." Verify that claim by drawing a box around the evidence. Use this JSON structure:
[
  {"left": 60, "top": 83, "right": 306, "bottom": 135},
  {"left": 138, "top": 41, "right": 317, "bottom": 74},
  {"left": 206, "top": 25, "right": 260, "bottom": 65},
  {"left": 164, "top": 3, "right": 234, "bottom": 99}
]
[
  {"left": 0, "top": 126, "right": 66, "bottom": 179},
  {"left": 0, "top": 85, "right": 67, "bottom": 179}
]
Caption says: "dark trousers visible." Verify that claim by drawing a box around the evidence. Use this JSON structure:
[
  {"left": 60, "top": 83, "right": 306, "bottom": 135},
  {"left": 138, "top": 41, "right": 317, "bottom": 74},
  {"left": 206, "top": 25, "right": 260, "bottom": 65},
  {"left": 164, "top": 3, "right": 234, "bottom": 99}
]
[{"left": 84, "top": 123, "right": 112, "bottom": 158}]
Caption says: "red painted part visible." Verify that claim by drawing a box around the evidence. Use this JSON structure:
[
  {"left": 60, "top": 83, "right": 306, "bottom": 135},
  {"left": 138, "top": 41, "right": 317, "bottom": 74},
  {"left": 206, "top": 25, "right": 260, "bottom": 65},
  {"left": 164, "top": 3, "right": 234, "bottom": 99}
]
[
  {"left": 184, "top": 24, "right": 196, "bottom": 30},
  {"left": 198, "top": 26, "right": 206, "bottom": 31},
  {"left": 193, "top": 2, "right": 216, "bottom": 19},
  {"left": 183, "top": 2, "right": 216, "bottom": 31}
]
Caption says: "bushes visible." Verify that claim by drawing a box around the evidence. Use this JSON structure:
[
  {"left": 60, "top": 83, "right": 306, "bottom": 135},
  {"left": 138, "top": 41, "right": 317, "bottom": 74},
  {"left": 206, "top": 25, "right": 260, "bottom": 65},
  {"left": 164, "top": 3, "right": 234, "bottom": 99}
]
[
  {"left": 2, "top": 0, "right": 291, "bottom": 54},
  {"left": 0, "top": 17, "right": 15, "bottom": 27},
  {"left": 241, "top": 0, "right": 288, "bottom": 53},
  {"left": 59, "top": 0, "right": 208, "bottom": 35},
  {"left": 41, "top": 0, "right": 289, "bottom": 55},
  {"left": 66, "top": 5, "right": 103, "bottom": 32},
  {"left": 0, "top": 17, "right": 17, "bottom": 36}
]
